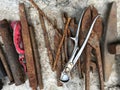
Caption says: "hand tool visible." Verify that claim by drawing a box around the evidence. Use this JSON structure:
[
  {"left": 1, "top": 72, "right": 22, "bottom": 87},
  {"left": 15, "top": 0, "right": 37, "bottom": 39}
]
[
  {"left": 88, "top": 31, "right": 104, "bottom": 90},
  {"left": 11, "top": 21, "right": 26, "bottom": 72},
  {"left": 0, "top": 44, "right": 14, "bottom": 84},
  {"left": 60, "top": 13, "right": 100, "bottom": 82},
  {"left": 19, "top": 3, "right": 37, "bottom": 90},
  {"left": 53, "top": 17, "right": 71, "bottom": 71},
  {"left": 54, "top": 28, "right": 64, "bottom": 86},
  {"left": 0, "top": 19, "right": 25, "bottom": 86},
  {"left": 102, "top": 2, "right": 118, "bottom": 82},
  {"left": 29, "top": 26, "right": 43, "bottom": 89},
  {"left": 80, "top": 6, "right": 104, "bottom": 90},
  {"left": 29, "top": 0, "right": 55, "bottom": 70}
]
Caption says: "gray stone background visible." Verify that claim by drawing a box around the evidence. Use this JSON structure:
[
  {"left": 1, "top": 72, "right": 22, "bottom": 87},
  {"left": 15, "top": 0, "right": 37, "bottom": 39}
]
[{"left": 0, "top": 0, "right": 120, "bottom": 90}]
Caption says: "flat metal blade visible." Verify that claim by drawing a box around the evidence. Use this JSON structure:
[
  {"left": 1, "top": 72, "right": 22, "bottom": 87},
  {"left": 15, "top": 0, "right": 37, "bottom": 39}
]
[{"left": 103, "top": 2, "right": 117, "bottom": 82}]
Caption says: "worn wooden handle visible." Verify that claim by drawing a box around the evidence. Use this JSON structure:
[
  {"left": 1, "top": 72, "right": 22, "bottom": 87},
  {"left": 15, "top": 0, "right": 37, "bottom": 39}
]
[{"left": 0, "top": 19, "right": 25, "bottom": 86}]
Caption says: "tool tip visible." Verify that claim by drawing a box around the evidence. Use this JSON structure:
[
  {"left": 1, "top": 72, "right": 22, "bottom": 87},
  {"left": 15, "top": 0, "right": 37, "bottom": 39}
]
[{"left": 60, "top": 73, "right": 69, "bottom": 82}]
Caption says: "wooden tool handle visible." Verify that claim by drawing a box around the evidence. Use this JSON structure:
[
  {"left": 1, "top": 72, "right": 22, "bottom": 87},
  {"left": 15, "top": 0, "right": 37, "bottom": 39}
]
[
  {"left": 0, "top": 44, "right": 14, "bottom": 84},
  {"left": 0, "top": 19, "right": 25, "bottom": 86}
]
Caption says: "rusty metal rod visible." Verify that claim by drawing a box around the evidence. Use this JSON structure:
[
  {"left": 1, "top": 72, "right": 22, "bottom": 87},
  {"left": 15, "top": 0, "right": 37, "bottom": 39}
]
[
  {"left": 85, "top": 45, "right": 92, "bottom": 90},
  {"left": 95, "top": 47, "right": 104, "bottom": 90},
  {"left": 38, "top": 10, "right": 54, "bottom": 70},
  {"left": 29, "top": 26, "right": 44, "bottom": 89},
  {"left": 53, "top": 17, "right": 71, "bottom": 71},
  {"left": 19, "top": 3, "right": 37, "bottom": 90},
  {"left": 29, "top": 0, "right": 60, "bottom": 32}
]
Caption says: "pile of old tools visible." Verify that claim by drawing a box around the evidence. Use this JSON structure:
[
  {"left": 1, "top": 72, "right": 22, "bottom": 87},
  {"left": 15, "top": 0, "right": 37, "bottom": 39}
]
[
  {"left": 54, "top": 5, "right": 104, "bottom": 89},
  {"left": 53, "top": 1, "right": 117, "bottom": 90},
  {"left": 0, "top": 0, "right": 118, "bottom": 90}
]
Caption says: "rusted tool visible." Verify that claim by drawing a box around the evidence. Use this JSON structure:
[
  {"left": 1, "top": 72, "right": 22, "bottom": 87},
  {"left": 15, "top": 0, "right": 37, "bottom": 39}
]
[
  {"left": 60, "top": 10, "right": 100, "bottom": 82},
  {"left": 54, "top": 29, "right": 63, "bottom": 86},
  {"left": 88, "top": 31, "right": 104, "bottom": 90},
  {"left": 53, "top": 17, "right": 71, "bottom": 71},
  {"left": 103, "top": 2, "right": 118, "bottom": 82},
  {"left": 79, "top": 8, "right": 92, "bottom": 88},
  {"left": 85, "top": 44, "right": 92, "bottom": 90},
  {"left": 91, "top": 6, "right": 104, "bottom": 90},
  {"left": 39, "top": 12, "right": 55, "bottom": 70},
  {"left": 0, "top": 19, "right": 25, "bottom": 85},
  {"left": 80, "top": 6, "right": 104, "bottom": 90},
  {"left": 19, "top": 3, "right": 37, "bottom": 90},
  {"left": 63, "top": 14, "right": 70, "bottom": 64},
  {"left": 29, "top": 26, "right": 43, "bottom": 89},
  {"left": 54, "top": 14, "right": 69, "bottom": 86},
  {"left": 29, "top": 0, "right": 60, "bottom": 31},
  {"left": 0, "top": 44, "right": 14, "bottom": 84},
  {"left": 29, "top": 0, "right": 55, "bottom": 70}
]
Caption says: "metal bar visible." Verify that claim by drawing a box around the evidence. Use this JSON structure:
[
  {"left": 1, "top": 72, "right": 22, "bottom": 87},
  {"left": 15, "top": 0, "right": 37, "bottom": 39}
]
[
  {"left": 53, "top": 17, "right": 71, "bottom": 70},
  {"left": 85, "top": 45, "right": 91, "bottom": 90},
  {"left": 29, "top": 26, "right": 43, "bottom": 89},
  {"left": 19, "top": 3, "right": 37, "bottom": 90}
]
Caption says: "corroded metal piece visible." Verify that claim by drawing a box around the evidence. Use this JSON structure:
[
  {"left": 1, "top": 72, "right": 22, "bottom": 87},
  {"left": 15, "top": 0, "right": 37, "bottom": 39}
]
[
  {"left": 29, "top": 26, "right": 43, "bottom": 89},
  {"left": 80, "top": 6, "right": 104, "bottom": 90},
  {"left": 19, "top": 3, "right": 37, "bottom": 90},
  {"left": 85, "top": 45, "right": 91, "bottom": 90},
  {"left": 88, "top": 32, "right": 104, "bottom": 90},
  {"left": 0, "top": 19, "right": 25, "bottom": 85},
  {"left": 53, "top": 17, "right": 71, "bottom": 71}
]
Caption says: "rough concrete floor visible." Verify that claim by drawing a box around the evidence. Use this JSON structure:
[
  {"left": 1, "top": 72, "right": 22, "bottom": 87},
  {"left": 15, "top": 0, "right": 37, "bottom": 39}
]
[{"left": 0, "top": 0, "right": 120, "bottom": 90}]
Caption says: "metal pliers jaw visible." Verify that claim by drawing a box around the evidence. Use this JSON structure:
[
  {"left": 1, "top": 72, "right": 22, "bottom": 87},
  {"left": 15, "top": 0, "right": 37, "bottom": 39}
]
[{"left": 60, "top": 9, "right": 100, "bottom": 82}]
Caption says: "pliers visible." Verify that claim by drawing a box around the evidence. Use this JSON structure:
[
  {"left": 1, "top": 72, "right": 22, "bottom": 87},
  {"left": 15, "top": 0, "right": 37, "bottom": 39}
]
[{"left": 60, "top": 9, "right": 100, "bottom": 82}]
